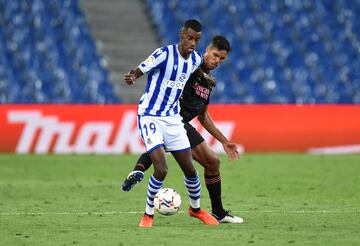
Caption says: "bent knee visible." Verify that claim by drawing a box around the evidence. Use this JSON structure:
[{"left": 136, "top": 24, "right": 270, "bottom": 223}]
[{"left": 204, "top": 157, "right": 220, "bottom": 175}]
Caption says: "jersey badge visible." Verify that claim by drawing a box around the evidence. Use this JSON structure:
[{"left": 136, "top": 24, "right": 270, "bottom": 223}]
[{"left": 145, "top": 56, "right": 155, "bottom": 66}]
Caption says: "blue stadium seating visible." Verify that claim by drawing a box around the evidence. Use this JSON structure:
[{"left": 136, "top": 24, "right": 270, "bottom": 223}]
[
  {"left": 0, "top": 0, "right": 120, "bottom": 103},
  {"left": 1, "top": 0, "right": 359, "bottom": 104},
  {"left": 145, "top": 0, "right": 360, "bottom": 103}
]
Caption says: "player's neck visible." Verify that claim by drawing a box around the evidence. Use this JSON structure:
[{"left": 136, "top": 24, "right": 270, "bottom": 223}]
[
  {"left": 201, "top": 64, "right": 211, "bottom": 74},
  {"left": 177, "top": 44, "right": 190, "bottom": 60}
]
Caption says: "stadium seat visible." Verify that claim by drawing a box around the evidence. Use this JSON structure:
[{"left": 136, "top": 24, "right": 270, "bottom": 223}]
[
  {"left": 2, "top": 0, "right": 359, "bottom": 104},
  {"left": 0, "top": 0, "right": 120, "bottom": 103},
  {"left": 144, "top": 0, "right": 360, "bottom": 104}
]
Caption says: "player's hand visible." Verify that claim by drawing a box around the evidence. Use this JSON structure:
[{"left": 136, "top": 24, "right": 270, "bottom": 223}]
[
  {"left": 124, "top": 70, "right": 136, "bottom": 85},
  {"left": 223, "top": 142, "right": 240, "bottom": 161}
]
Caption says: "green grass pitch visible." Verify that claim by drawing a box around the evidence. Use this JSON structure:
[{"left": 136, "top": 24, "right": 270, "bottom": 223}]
[{"left": 1, "top": 153, "right": 359, "bottom": 246}]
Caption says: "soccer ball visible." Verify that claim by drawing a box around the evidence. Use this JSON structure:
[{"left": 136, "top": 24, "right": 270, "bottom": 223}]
[{"left": 154, "top": 188, "right": 181, "bottom": 216}]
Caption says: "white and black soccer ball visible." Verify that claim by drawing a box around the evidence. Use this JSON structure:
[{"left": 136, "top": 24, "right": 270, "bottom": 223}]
[{"left": 154, "top": 188, "right": 181, "bottom": 216}]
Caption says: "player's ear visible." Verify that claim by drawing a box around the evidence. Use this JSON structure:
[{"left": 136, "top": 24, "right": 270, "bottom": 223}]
[
  {"left": 205, "top": 45, "right": 212, "bottom": 55},
  {"left": 180, "top": 29, "right": 185, "bottom": 39}
]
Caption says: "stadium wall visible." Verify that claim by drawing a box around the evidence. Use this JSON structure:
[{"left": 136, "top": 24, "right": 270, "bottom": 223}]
[{"left": 1, "top": 105, "right": 360, "bottom": 154}]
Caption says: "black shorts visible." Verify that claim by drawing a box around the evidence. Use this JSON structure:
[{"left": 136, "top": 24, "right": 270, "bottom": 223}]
[{"left": 184, "top": 122, "right": 204, "bottom": 149}]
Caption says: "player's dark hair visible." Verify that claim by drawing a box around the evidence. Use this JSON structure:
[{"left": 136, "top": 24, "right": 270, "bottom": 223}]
[
  {"left": 183, "top": 19, "right": 202, "bottom": 32},
  {"left": 211, "top": 35, "right": 231, "bottom": 52}
]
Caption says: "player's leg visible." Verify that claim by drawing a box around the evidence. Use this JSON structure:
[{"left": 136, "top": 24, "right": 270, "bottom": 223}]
[
  {"left": 137, "top": 116, "right": 167, "bottom": 227},
  {"left": 121, "top": 152, "right": 153, "bottom": 192},
  {"left": 134, "top": 152, "right": 153, "bottom": 172},
  {"left": 192, "top": 142, "right": 243, "bottom": 223},
  {"left": 185, "top": 123, "right": 223, "bottom": 214},
  {"left": 171, "top": 150, "right": 218, "bottom": 225},
  {"left": 172, "top": 149, "right": 200, "bottom": 209},
  {"left": 185, "top": 122, "right": 243, "bottom": 224},
  {"left": 139, "top": 147, "right": 168, "bottom": 227},
  {"left": 168, "top": 121, "right": 200, "bottom": 209}
]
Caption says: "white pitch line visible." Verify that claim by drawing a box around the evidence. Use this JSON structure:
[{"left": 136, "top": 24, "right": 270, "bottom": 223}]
[
  {"left": 0, "top": 211, "right": 143, "bottom": 216},
  {"left": 241, "top": 210, "right": 360, "bottom": 213},
  {"left": 0, "top": 210, "right": 359, "bottom": 216}
]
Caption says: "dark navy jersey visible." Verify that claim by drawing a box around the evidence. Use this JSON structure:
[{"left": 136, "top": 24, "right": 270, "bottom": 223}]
[{"left": 179, "top": 65, "right": 213, "bottom": 122}]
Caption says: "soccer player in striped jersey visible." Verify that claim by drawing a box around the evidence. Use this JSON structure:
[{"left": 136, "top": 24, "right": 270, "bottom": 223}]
[
  {"left": 122, "top": 36, "right": 244, "bottom": 224},
  {"left": 124, "top": 19, "right": 218, "bottom": 227}
]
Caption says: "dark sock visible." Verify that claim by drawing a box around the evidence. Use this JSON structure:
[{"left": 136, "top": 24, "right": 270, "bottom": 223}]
[
  {"left": 144, "top": 212, "right": 154, "bottom": 217},
  {"left": 191, "top": 207, "right": 200, "bottom": 213},
  {"left": 134, "top": 153, "right": 153, "bottom": 172},
  {"left": 205, "top": 174, "right": 225, "bottom": 217}
]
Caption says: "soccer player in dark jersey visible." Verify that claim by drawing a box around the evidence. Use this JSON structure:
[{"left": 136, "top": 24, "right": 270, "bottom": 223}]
[{"left": 122, "top": 35, "right": 243, "bottom": 224}]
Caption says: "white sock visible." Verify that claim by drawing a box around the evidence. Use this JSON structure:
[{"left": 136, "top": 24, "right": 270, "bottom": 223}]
[{"left": 145, "top": 175, "right": 163, "bottom": 215}]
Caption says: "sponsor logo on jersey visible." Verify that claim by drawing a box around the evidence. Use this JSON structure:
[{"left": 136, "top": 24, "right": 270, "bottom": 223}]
[
  {"left": 192, "top": 82, "right": 210, "bottom": 100},
  {"left": 166, "top": 80, "right": 185, "bottom": 89}
]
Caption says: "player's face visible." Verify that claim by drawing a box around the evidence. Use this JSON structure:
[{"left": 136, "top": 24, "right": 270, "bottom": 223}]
[
  {"left": 203, "top": 47, "right": 228, "bottom": 70},
  {"left": 179, "top": 28, "right": 202, "bottom": 57}
]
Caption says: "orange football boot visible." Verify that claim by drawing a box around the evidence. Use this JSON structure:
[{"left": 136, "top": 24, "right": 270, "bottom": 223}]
[
  {"left": 188, "top": 207, "right": 219, "bottom": 225},
  {"left": 138, "top": 214, "right": 153, "bottom": 228}
]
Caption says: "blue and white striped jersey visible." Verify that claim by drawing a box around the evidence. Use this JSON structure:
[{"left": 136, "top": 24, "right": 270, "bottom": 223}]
[{"left": 137, "top": 44, "right": 202, "bottom": 117}]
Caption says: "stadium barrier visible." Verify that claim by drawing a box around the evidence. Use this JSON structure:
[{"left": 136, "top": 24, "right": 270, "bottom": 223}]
[{"left": 1, "top": 104, "right": 360, "bottom": 154}]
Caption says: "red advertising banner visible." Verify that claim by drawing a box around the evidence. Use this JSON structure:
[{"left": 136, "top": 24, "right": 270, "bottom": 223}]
[
  {"left": 207, "top": 104, "right": 360, "bottom": 153},
  {"left": 1, "top": 104, "right": 360, "bottom": 154}
]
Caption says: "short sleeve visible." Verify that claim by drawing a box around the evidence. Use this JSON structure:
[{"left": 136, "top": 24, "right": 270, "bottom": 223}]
[{"left": 138, "top": 47, "right": 168, "bottom": 74}]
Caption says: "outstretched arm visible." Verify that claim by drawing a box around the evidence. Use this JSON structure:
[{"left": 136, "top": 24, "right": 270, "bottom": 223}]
[
  {"left": 124, "top": 68, "right": 144, "bottom": 85},
  {"left": 198, "top": 105, "right": 239, "bottom": 160}
]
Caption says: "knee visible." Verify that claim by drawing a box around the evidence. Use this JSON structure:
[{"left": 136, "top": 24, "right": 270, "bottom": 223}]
[{"left": 204, "top": 156, "right": 220, "bottom": 176}]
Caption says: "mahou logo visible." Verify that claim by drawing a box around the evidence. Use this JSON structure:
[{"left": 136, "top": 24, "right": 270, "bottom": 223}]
[
  {"left": 5, "top": 108, "right": 235, "bottom": 154},
  {"left": 7, "top": 110, "right": 144, "bottom": 154}
]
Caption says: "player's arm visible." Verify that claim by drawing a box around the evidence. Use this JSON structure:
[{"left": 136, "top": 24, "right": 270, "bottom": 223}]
[
  {"left": 197, "top": 105, "right": 239, "bottom": 160},
  {"left": 124, "top": 68, "right": 144, "bottom": 85},
  {"left": 193, "top": 68, "right": 216, "bottom": 87},
  {"left": 124, "top": 47, "right": 167, "bottom": 85}
]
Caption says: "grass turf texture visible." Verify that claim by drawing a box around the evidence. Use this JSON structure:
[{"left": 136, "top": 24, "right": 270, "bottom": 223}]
[{"left": 0, "top": 154, "right": 359, "bottom": 246}]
